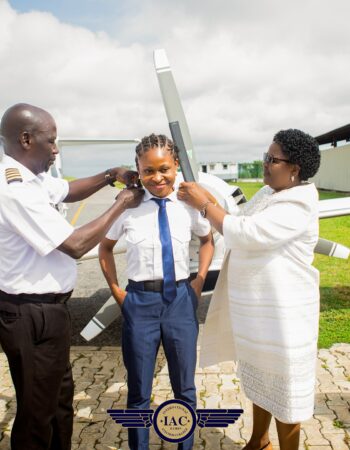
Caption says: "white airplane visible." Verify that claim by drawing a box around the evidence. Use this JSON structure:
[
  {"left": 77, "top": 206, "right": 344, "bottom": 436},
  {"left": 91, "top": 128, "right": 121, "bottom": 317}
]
[{"left": 52, "top": 49, "right": 350, "bottom": 341}]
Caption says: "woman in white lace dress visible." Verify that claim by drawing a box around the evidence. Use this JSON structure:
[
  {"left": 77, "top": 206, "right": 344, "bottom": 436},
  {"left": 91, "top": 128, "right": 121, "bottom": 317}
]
[{"left": 178, "top": 129, "right": 321, "bottom": 450}]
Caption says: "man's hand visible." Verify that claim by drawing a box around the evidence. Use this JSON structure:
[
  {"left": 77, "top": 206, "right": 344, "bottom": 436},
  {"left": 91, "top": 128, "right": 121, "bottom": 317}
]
[
  {"left": 116, "top": 187, "right": 144, "bottom": 209},
  {"left": 110, "top": 167, "right": 140, "bottom": 187},
  {"left": 190, "top": 275, "right": 205, "bottom": 300}
]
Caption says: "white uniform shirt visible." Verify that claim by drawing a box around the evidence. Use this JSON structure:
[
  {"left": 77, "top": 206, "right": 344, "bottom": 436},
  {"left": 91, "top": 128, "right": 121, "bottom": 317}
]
[
  {"left": 106, "top": 188, "right": 211, "bottom": 281},
  {"left": 0, "top": 155, "right": 76, "bottom": 294}
]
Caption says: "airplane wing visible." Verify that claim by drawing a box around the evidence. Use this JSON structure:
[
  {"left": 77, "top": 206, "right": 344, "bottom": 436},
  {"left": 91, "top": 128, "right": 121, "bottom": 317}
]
[
  {"left": 316, "top": 197, "right": 350, "bottom": 258},
  {"left": 57, "top": 138, "right": 140, "bottom": 146},
  {"left": 318, "top": 197, "right": 350, "bottom": 219}
]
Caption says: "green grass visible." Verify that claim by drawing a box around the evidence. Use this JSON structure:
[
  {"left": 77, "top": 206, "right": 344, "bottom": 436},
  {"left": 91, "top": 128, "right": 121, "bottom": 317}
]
[
  {"left": 318, "top": 189, "right": 350, "bottom": 200},
  {"left": 315, "top": 212, "right": 350, "bottom": 348},
  {"left": 235, "top": 181, "right": 264, "bottom": 200},
  {"left": 230, "top": 182, "right": 350, "bottom": 348}
]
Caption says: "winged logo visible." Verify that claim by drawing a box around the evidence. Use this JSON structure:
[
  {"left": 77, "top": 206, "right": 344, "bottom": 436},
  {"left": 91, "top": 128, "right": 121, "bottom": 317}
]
[{"left": 107, "top": 404, "right": 243, "bottom": 441}]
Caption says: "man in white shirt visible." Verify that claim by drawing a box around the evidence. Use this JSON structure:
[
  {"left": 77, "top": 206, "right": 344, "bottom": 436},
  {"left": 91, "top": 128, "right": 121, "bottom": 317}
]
[{"left": 0, "top": 103, "right": 144, "bottom": 450}]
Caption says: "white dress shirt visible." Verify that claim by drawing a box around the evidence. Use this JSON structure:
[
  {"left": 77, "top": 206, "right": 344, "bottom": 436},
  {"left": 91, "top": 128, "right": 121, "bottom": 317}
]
[
  {"left": 106, "top": 188, "right": 211, "bottom": 281},
  {"left": 0, "top": 155, "right": 76, "bottom": 294}
]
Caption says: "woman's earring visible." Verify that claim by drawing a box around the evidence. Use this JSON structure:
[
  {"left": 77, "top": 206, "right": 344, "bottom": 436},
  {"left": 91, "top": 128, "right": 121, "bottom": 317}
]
[{"left": 291, "top": 175, "right": 295, "bottom": 182}]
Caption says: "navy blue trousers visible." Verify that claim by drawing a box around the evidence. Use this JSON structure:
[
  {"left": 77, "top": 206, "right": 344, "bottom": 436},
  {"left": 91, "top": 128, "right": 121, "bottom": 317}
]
[{"left": 122, "top": 281, "right": 198, "bottom": 450}]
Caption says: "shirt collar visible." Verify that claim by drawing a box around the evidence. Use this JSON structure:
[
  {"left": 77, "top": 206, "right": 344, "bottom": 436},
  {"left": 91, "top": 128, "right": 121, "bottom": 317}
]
[
  {"left": 143, "top": 187, "right": 178, "bottom": 203},
  {"left": 2, "top": 154, "right": 37, "bottom": 182}
]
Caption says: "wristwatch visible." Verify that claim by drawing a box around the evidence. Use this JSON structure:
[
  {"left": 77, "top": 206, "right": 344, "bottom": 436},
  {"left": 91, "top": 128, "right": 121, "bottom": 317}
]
[
  {"left": 200, "top": 200, "right": 216, "bottom": 218},
  {"left": 105, "top": 169, "right": 116, "bottom": 187}
]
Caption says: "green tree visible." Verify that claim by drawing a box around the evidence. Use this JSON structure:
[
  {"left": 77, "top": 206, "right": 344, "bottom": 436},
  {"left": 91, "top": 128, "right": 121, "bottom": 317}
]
[{"left": 238, "top": 161, "right": 263, "bottom": 179}]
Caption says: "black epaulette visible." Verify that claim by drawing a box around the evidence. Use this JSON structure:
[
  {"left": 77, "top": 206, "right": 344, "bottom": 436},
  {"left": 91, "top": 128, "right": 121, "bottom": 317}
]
[{"left": 5, "top": 168, "right": 23, "bottom": 184}]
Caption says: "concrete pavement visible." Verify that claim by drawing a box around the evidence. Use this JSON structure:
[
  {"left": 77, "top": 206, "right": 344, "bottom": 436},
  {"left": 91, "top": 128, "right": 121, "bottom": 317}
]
[{"left": 0, "top": 343, "right": 349, "bottom": 449}]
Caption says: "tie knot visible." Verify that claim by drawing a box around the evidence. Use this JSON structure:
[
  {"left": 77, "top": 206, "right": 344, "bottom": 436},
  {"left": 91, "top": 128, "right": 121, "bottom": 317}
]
[{"left": 151, "top": 198, "right": 169, "bottom": 208}]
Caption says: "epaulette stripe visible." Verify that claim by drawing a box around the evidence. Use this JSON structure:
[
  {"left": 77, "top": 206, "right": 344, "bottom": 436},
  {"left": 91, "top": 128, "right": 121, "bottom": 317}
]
[
  {"left": 7, "top": 177, "right": 23, "bottom": 183},
  {"left": 5, "top": 168, "right": 23, "bottom": 184},
  {"left": 6, "top": 173, "right": 21, "bottom": 178},
  {"left": 6, "top": 172, "right": 21, "bottom": 176},
  {"left": 5, "top": 169, "right": 21, "bottom": 175}
]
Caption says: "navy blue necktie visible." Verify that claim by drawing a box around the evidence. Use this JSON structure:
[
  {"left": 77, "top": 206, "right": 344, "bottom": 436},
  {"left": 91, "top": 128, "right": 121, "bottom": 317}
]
[{"left": 151, "top": 198, "right": 177, "bottom": 301}]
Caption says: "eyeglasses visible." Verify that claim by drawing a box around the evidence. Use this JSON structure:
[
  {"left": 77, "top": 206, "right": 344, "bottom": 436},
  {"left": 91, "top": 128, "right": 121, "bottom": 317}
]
[{"left": 263, "top": 152, "right": 289, "bottom": 164}]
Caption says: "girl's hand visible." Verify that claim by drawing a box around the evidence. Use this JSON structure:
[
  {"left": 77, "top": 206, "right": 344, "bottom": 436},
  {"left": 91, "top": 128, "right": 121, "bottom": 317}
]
[
  {"left": 190, "top": 276, "right": 205, "bottom": 300},
  {"left": 113, "top": 287, "right": 128, "bottom": 307}
]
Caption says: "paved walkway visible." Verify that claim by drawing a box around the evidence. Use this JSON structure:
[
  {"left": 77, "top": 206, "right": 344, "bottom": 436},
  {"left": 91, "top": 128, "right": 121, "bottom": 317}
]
[{"left": 0, "top": 344, "right": 349, "bottom": 450}]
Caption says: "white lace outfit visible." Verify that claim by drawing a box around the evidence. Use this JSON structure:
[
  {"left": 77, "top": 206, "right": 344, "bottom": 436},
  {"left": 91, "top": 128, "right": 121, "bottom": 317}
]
[{"left": 200, "top": 183, "right": 320, "bottom": 423}]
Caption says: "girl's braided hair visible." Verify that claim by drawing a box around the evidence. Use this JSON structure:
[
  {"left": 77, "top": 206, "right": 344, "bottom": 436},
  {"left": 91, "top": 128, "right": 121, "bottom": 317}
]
[{"left": 135, "top": 133, "right": 179, "bottom": 164}]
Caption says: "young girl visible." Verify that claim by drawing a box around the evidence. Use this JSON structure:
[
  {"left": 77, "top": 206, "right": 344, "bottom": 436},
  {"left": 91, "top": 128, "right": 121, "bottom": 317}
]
[{"left": 99, "top": 134, "right": 214, "bottom": 450}]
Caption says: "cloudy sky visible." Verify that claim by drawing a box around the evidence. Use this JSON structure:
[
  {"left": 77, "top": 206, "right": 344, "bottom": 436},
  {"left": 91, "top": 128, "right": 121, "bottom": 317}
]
[{"left": 2, "top": 0, "right": 350, "bottom": 175}]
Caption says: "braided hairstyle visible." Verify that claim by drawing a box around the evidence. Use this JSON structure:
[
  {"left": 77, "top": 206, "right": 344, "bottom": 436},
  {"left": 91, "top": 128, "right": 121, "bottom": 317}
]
[
  {"left": 273, "top": 129, "right": 321, "bottom": 180},
  {"left": 135, "top": 133, "right": 179, "bottom": 165}
]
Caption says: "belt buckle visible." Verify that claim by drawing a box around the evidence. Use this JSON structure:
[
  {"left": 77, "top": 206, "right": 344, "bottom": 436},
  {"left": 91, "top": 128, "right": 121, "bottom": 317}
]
[
  {"left": 154, "top": 280, "right": 163, "bottom": 292},
  {"left": 144, "top": 280, "right": 163, "bottom": 292}
]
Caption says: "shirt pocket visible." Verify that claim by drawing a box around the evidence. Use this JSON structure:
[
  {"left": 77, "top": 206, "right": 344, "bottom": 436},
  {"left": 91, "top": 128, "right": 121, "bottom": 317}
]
[
  {"left": 125, "top": 230, "right": 154, "bottom": 265},
  {"left": 170, "top": 228, "right": 191, "bottom": 262}
]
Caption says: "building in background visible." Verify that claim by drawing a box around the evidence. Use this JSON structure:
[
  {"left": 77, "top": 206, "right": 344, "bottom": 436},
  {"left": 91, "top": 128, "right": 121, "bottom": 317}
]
[
  {"left": 313, "top": 125, "right": 350, "bottom": 192},
  {"left": 199, "top": 161, "right": 238, "bottom": 181}
]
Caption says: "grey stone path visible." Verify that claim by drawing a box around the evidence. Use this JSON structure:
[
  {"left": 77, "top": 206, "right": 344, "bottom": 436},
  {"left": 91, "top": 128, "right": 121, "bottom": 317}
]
[{"left": 0, "top": 344, "right": 349, "bottom": 450}]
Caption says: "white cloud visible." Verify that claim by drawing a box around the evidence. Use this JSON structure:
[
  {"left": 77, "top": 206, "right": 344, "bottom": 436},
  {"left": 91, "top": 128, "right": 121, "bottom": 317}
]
[{"left": 2, "top": 0, "right": 350, "bottom": 171}]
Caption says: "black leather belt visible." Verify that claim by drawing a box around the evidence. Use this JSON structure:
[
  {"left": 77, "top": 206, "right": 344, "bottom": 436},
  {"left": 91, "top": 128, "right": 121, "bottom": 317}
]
[
  {"left": 0, "top": 290, "right": 73, "bottom": 304},
  {"left": 128, "top": 279, "right": 188, "bottom": 292}
]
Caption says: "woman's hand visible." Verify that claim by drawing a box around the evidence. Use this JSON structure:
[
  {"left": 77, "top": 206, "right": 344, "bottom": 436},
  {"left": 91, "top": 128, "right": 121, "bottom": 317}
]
[
  {"left": 179, "top": 182, "right": 228, "bottom": 234},
  {"left": 177, "top": 182, "right": 215, "bottom": 210}
]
